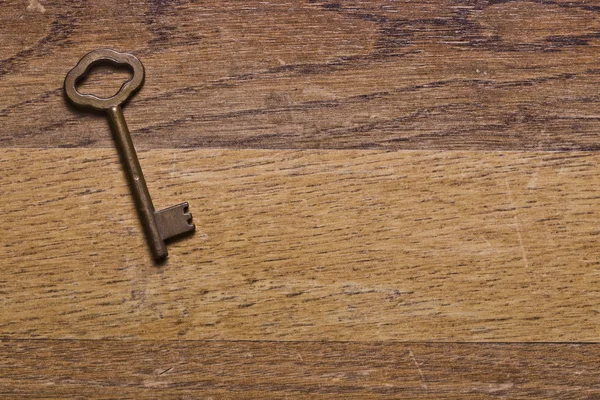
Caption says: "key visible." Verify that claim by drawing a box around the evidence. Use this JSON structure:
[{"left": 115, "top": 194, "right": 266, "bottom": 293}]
[{"left": 64, "top": 49, "right": 195, "bottom": 260}]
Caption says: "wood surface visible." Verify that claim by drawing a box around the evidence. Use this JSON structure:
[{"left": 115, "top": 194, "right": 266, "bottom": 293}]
[
  {"left": 3, "top": 148, "right": 600, "bottom": 341},
  {"left": 2, "top": 340, "right": 599, "bottom": 399},
  {"left": 2, "top": 0, "right": 600, "bottom": 398},
  {"left": 4, "top": 0, "right": 600, "bottom": 150}
]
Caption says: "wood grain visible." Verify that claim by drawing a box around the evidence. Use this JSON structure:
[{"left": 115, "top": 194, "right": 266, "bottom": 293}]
[
  {"left": 1, "top": 340, "right": 599, "bottom": 399},
  {"left": 2, "top": 148, "right": 600, "bottom": 341},
  {"left": 3, "top": 0, "right": 600, "bottom": 150},
  {"left": 3, "top": 0, "right": 600, "bottom": 396}
]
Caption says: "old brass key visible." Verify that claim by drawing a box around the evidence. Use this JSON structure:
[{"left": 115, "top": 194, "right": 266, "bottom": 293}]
[{"left": 65, "top": 49, "right": 195, "bottom": 260}]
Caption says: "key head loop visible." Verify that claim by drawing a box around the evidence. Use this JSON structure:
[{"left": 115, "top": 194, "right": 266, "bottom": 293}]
[{"left": 64, "top": 49, "right": 144, "bottom": 111}]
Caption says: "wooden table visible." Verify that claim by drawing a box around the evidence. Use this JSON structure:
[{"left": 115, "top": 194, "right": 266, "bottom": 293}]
[{"left": 2, "top": 0, "right": 600, "bottom": 398}]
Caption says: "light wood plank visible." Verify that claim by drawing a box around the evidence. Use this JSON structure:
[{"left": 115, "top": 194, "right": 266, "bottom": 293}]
[
  {"left": 1, "top": 148, "right": 600, "bottom": 340},
  {"left": 1, "top": 340, "right": 599, "bottom": 399},
  {"left": 4, "top": 1, "right": 600, "bottom": 149}
]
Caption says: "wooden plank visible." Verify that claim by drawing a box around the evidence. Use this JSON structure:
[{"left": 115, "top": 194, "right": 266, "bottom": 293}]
[
  {"left": 3, "top": 0, "right": 600, "bottom": 150},
  {"left": 2, "top": 148, "right": 600, "bottom": 341},
  {"left": 1, "top": 340, "right": 599, "bottom": 399}
]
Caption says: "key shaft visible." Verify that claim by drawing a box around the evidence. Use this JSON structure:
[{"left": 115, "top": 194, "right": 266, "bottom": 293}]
[{"left": 107, "top": 106, "right": 167, "bottom": 260}]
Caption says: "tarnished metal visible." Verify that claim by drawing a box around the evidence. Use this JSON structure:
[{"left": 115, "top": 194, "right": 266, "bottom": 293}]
[
  {"left": 65, "top": 49, "right": 195, "bottom": 261},
  {"left": 64, "top": 49, "right": 144, "bottom": 110}
]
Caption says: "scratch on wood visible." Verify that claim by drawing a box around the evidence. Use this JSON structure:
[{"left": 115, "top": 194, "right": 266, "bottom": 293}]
[
  {"left": 505, "top": 178, "right": 529, "bottom": 269},
  {"left": 26, "top": 0, "right": 45, "bottom": 13},
  {"left": 480, "top": 235, "right": 492, "bottom": 248},
  {"left": 157, "top": 366, "right": 173, "bottom": 376},
  {"left": 408, "top": 348, "right": 428, "bottom": 390}
]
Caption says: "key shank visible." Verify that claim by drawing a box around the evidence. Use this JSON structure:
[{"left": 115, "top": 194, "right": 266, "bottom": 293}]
[{"left": 106, "top": 106, "right": 168, "bottom": 260}]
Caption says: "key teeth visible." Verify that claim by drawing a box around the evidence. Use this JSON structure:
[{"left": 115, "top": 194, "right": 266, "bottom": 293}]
[
  {"left": 184, "top": 212, "right": 194, "bottom": 228},
  {"left": 183, "top": 204, "right": 195, "bottom": 228}
]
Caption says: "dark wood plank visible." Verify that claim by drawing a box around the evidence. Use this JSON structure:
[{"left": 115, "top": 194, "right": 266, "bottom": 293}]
[
  {"left": 3, "top": 0, "right": 600, "bottom": 150},
  {"left": 1, "top": 340, "right": 599, "bottom": 399}
]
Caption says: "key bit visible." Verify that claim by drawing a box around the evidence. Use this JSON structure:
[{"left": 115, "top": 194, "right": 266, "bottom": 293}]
[
  {"left": 155, "top": 202, "right": 195, "bottom": 241},
  {"left": 64, "top": 49, "right": 195, "bottom": 260}
]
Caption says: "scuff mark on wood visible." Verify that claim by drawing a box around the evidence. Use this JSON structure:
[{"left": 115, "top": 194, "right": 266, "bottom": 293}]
[{"left": 26, "top": 0, "right": 45, "bottom": 13}]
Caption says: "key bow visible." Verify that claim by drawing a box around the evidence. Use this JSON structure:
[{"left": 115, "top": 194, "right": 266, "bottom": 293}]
[{"left": 64, "top": 49, "right": 144, "bottom": 110}]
